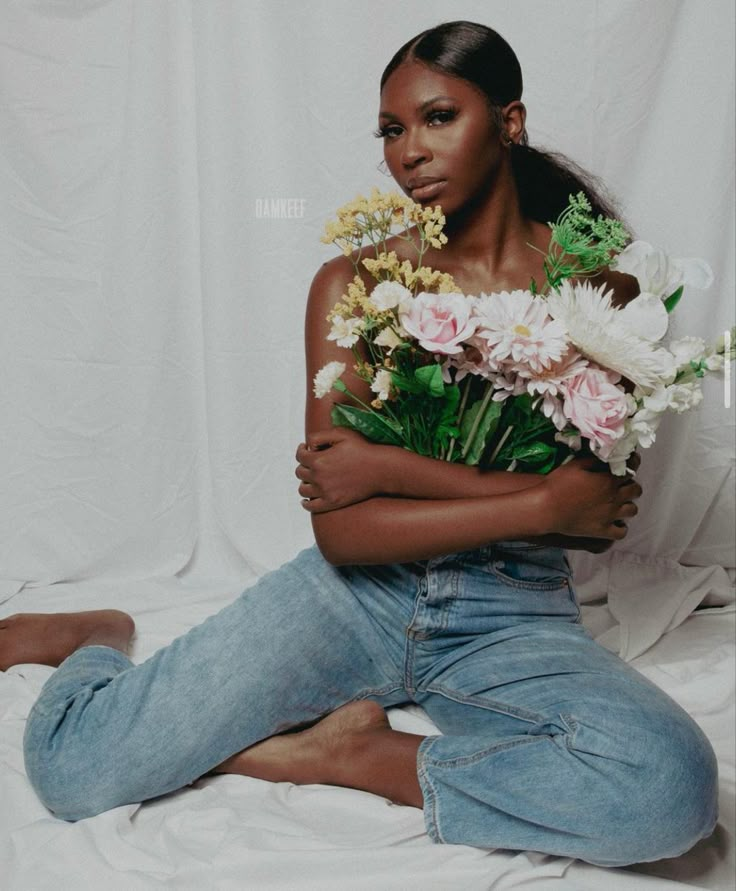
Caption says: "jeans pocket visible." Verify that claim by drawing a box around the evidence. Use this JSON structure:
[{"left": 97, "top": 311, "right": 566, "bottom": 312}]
[
  {"left": 489, "top": 546, "right": 571, "bottom": 591},
  {"left": 486, "top": 547, "right": 580, "bottom": 622}
]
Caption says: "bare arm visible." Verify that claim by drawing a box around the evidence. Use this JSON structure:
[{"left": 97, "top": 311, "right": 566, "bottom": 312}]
[
  {"left": 304, "top": 260, "right": 640, "bottom": 565},
  {"left": 295, "top": 429, "right": 543, "bottom": 510}
]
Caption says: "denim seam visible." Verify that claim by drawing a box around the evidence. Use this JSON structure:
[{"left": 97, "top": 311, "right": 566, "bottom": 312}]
[
  {"left": 416, "top": 736, "right": 444, "bottom": 843},
  {"left": 560, "top": 713, "right": 579, "bottom": 749},
  {"left": 350, "top": 684, "right": 404, "bottom": 703},
  {"left": 487, "top": 563, "right": 571, "bottom": 592},
  {"left": 422, "top": 732, "right": 545, "bottom": 769},
  {"left": 26, "top": 647, "right": 132, "bottom": 718},
  {"left": 421, "top": 682, "right": 546, "bottom": 725}
]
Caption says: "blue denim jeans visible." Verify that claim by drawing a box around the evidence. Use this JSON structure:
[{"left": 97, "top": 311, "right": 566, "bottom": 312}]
[{"left": 23, "top": 543, "right": 718, "bottom": 866}]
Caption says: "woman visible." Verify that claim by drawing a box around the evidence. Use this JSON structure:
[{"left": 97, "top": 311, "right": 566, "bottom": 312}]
[{"left": 0, "top": 21, "right": 717, "bottom": 866}]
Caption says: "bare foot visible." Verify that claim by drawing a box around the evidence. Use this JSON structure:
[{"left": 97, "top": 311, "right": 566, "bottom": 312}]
[
  {"left": 215, "top": 700, "right": 424, "bottom": 807},
  {"left": 0, "top": 610, "right": 135, "bottom": 671}
]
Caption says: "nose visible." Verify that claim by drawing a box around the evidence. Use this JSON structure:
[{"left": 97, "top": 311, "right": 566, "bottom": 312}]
[{"left": 400, "top": 127, "right": 431, "bottom": 168}]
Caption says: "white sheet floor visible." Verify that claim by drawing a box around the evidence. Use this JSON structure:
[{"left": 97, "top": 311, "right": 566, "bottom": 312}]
[{"left": 2, "top": 578, "right": 733, "bottom": 891}]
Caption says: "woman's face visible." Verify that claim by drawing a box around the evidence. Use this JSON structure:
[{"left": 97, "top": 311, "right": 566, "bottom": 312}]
[{"left": 378, "top": 61, "right": 503, "bottom": 215}]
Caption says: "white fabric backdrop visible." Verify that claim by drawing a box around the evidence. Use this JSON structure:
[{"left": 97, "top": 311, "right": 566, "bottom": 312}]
[{"left": 1, "top": 0, "right": 734, "bottom": 654}]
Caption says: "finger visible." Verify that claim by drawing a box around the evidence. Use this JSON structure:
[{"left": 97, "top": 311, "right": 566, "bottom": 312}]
[
  {"left": 300, "top": 496, "right": 329, "bottom": 513},
  {"left": 618, "top": 481, "right": 643, "bottom": 501},
  {"left": 295, "top": 442, "right": 309, "bottom": 462},
  {"left": 610, "top": 520, "right": 628, "bottom": 537},
  {"left": 306, "top": 429, "right": 340, "bottom": 450},
  {"left": 298, "top": 482, "right": 320, "bottom": 499},
  {"left": 294, "top": 464, "right": 311, "bottom": 481},
  {"left": 296, "top": 448, "right": 317, "bottom": 470},
  {"left": 618, "top": 501, "right": 638, "bottom": 519}
]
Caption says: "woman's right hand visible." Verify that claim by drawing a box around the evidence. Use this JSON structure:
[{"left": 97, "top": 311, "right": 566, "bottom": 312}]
[
  {"left": 540, "top": 456, "right": 643, "bottom": 540},
  {"left": 295, "top": 428, "right": 392, "bottom": 513}
]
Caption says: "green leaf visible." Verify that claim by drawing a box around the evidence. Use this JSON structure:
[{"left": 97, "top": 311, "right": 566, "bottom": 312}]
[
  {"left": 663, "top": 285, "right": 683, "bottom": 313},
  {"left": 460, "top": 398, "right": 503, "bottom": 465},
  {"left": 330, "top": 404, "right": 403, "bottom": 445},
  {"left": 415, "top": 363, "right": 446, "bottom": 397},
  {"left": 439, "top": 385, "right": 460, "bottom": 421},
  {"left": 390, "top": 371, "right": 423, "bottom": 394},
  {"left": 509, "top": 442, "right": 556, "bottom": 463}
]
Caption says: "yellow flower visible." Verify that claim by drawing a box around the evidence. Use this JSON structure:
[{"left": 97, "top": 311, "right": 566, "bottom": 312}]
[{"left": 362, "top": 251, "right": 401, "bottom": 280}]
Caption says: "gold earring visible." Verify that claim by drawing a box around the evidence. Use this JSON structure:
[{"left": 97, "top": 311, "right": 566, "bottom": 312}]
[{"left": 502, "top": 132, "right": 514, "bottom": 147}]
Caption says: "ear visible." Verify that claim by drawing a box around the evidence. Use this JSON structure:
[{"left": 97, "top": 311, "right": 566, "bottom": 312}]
[{"left": 501, "top": 101, "right": 526, "bottom": 144}]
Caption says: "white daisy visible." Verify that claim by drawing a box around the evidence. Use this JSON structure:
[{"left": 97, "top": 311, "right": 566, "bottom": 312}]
[
  {"left": 546, "top": 280, "right": 677, "bottom": 391},
  {"left": 519, "top": 349, "right": 591, "bottom": 429},
  {"left": 472, "top": 290, "right": 568, "bottom": 375}
]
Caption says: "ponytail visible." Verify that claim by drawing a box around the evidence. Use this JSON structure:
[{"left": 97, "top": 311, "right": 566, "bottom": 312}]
[{"left": 510, "top": 143, "right": 624, "bottom": 223}]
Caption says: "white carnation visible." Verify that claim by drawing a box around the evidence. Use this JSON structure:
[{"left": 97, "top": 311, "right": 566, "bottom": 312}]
[
  {"left": 313, "top": 361, "right": 346, "bottom": 398},
  {"left": 373, "top": 326, "right": 404, "bottom": 351},
  {"left": 328, "top": 316, "right": 364, "bottom": 348},
  {"left": 370, "top": 368, "right": 393, "bottom": 401},
  {"left": 368, "top": 281, "right": 413, "bottom": 312},
  {"left": 669, "top": 336, "right": 707, "bottom": 367},
  {"left": 643, "top": 382, "right": 703, "bottom": 415},
  {"left": 705, "top": 354, "right": 725, "bottom": 372}
]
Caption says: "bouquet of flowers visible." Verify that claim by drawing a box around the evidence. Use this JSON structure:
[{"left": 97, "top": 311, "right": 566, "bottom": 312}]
[{"left": 314, "top": 189, "right": 734, "bottom": 475}]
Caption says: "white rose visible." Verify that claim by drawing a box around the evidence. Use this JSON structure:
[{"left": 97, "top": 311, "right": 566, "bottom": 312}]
[{"left": 612, "top": 240, "right": 714, "bottom": 300}]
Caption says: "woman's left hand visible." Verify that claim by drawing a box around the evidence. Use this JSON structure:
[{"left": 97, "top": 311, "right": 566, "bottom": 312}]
[{"left": 295, "top": 428, "right": 390, "bottom": 513}]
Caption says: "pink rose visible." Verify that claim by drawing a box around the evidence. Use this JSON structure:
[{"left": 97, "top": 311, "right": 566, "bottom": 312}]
[
  {"left": 561, "top": 367, "right": 629, "bottom": 456},
  {"left": 399, "top": 292, "right": 477, "bottom": 355}
]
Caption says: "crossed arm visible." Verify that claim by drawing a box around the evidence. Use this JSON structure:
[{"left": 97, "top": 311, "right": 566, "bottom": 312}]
[{"left": 300, "top": 259, "right": 641, "bottom": 566}]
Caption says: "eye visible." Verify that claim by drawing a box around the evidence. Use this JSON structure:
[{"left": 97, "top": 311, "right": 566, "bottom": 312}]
[
  {"left": 427, "top": 108, "right": 457, "bottom": 126},
  {"left": 374, "top": 124, "right": 403, "bottom": 140}
]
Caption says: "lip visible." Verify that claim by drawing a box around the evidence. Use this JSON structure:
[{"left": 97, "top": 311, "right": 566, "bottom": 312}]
[{"left": 406, "top": 176, "right": 446, "bottom": 202}]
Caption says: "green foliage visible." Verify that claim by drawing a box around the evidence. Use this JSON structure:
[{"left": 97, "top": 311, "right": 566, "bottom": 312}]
[
  {"left": 539, "top": 192, "right": 629, "bottom": 292},
  {"left": 459, "top": 397, "right": 502, "bottom": 465},
  {"left": 663, "top": 285, "right": 683, "bottom": 313},
  {"left": 331, "top": 404, "right": 403, "bottom": 445},
  {"left": 484, "top": 395, "right": 566, "bottom": 474}
]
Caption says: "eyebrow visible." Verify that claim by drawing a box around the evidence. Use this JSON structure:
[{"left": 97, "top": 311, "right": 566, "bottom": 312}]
[{"left": 378, "top": 95, "right": 458, "bottom": 120}]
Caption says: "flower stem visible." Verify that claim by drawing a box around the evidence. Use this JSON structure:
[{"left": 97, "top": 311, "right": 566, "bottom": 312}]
[
  {"left": 444, "top": 378, "right": 471, "bottom": 461},
  {"left": 488, "top": 424, "right": 514, "bottom": 465},
  {"left": 461, "top": 383, "right": 494, "bottom": 460}
]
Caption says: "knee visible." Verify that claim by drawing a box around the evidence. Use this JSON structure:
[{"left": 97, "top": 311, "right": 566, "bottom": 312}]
[
  {"left": 24, "top": 716, "right": 125, "bottom": 822},
  {"left": 25, "top": 752, "right": 116, "bottom": 822},
  {"left": 590, "top": 717, "right": 718, "bottom": 866}
]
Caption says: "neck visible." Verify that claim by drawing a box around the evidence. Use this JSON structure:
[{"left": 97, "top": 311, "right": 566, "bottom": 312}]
[{"left": 442, "top": 169, "right": 533, "bottom": 271}]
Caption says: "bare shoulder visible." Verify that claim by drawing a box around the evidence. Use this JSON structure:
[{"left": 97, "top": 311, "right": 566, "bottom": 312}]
[
  {"left": 306, "top": 254, "right": 358, "bottom": 325},
  {"left": 592, "top": 267, "right": 640, "bottom": 308},
  {"left": 308, "top": 232, "right": 418, "bottom": 314},
  {"left": 309, "top": 253, "right": 356, "bottom": 296}
]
